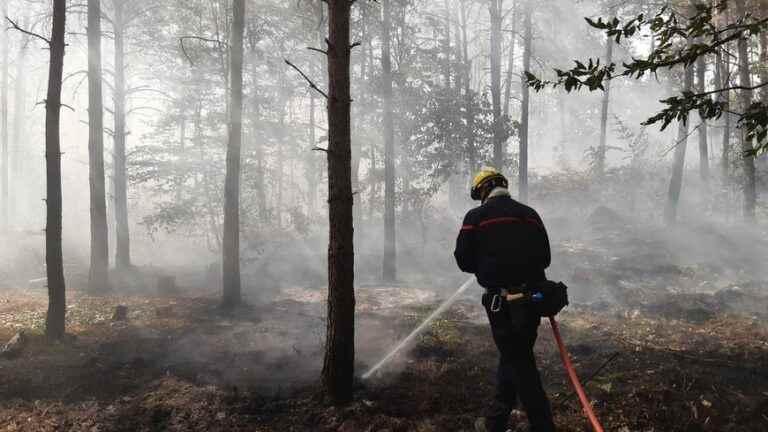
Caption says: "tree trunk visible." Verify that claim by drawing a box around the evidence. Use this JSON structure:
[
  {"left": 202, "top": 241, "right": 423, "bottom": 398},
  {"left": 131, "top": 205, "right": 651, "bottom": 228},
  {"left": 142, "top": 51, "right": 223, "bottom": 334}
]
[
  {"left": 222, "top": 0, "right": 245, "bottom": 310},
  {"left": 88, "top": 0, "right": 109, "bottom": 293},
  {"left": 248, "top": 45, "right": 266, "bottom": 223},
  {"left": 664, "top": 63, "right": 694, "bottom": 225},
  {"left": 322, "top": 0, "right": 355, "bottom": 405},
  {"left": 761, "top": 31, "right": 768, "bottom": 106},
  {"left": 736, "top": 1, "right": 756, "bottom": 220},
  {"left": 453, "top": 0, "right": 464, "bottom": 95},
  {"left": 503, "top": 3, "right": 516, "bottom": 118},
  {"left": 490, "top": 0, "right": 504, "bottom": 169},
  {"left": 113, "top": 0, "right": 131, "bottom": 270},
  {"left": 460, "top": 1, "right": 476, "bottom": 174},
  {"left": 519, "top": 1, "right": 532, "bottom": 203},
  {"left": 45, "top": 0, "right": 67, "bottom": 340},
  {"left": 382, "top": 0, "right": 396, "bottom": 282},
  {"left": 12, "top": 19, "right": 28, "bottom": 225},
  {"left": 307, "top": 91, "right": 317, "bottom": 213},
  {"left": 715, "top": 37, "right": 730, "bottom": 178},
  {"left": 1, "top": 0, "right": 8, "bottom": 230},
  {"left": 442, "top": 0, "right": 452, "bottom": 88},
  {"left": 696, "top": 53, "right": 709, "bottom": 182},
  {"left": 596, "top": 31, "right": 613, "bottom": 178},
  {"left": 276, "top": 98, "right": 286, "bottom": 228}
]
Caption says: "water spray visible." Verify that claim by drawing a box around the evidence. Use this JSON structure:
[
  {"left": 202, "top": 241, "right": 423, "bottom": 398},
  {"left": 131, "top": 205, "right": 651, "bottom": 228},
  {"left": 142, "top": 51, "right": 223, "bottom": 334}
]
[{"left": 361, "top": 277, "right": 476, "bottom": 379}]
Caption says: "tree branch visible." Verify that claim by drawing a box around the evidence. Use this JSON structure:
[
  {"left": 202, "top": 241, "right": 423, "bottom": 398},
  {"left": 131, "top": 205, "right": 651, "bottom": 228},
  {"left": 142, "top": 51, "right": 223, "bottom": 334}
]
[
  {"left": 691, "top": 81, "right": 768, "bottom": 98},
  {"left": 307, "top": 46, "right": 328, "bottom": 55},
  {"left": 179, "top": 35, "right": 225, "bottom": 66},
  {"left": 285, "top": 59, "right": 329, "bottom": 99},
  {"left": 6, "top": 17, "right": 50, "bottom": 46}
]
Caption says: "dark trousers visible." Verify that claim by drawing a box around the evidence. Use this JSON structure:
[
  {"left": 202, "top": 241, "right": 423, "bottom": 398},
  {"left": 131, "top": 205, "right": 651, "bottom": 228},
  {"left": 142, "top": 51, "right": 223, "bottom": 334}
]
[{"left": 482, "top": 293, "right": 556, "bottom": 432}]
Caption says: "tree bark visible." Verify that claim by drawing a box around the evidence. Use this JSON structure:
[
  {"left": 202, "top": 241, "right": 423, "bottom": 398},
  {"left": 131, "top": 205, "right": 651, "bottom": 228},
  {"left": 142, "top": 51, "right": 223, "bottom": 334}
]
[
  {"left": 490, "top": 0, "right": 504, "bottom": 169},
  {"left": 596, "top": 31, "right": 613, "bottom": 178},
  {"left": 1, "top": 0, "right": 8, "bottom": 230},
  {"left": 222, "top": 0, "right": 245, "bottom": 310},
  {"left": 442, "top": 0, "right": 452, "bottom": 89},
  {"left": 45, "top": 0, "right": 67, "bottom": 340},
  {"left": 760, "top": 31, "right": 768, "bottom": 110},
  {"left": 382, "top": 0, "right": 396, "bottom": 282},
  {"left": 460, "top": 1, "right": 476, "bottom": 174},
  {"left": 12, "top": 17, "right": 28, "bottom": 223},
  {"left": 503, "top": 3, "right": 516, "bottom": 118},
  {"left": 88, "top": 0, "right": 109, "bottom": 293},
  {"left": 715, "top": 37, "right": 730, "bottom": 178},
  {"left": 113, "top": 0, "right": 131, "bottom": 270},
  {"left": 307, "top": 91, "right": 317, "bottom": 213},
  {"left": 664, "top": 63, "right": 694, "bottom": 225},
  {"left": 322, "top": 0, "right": 355, "bottom": 405},
  {"left": 519, "top": 1, "right": 532, "bottom": 203},
  {"left": 696, "top": 53, "right": 709, "bottom": 182},
  {"left": 736, "top": 0, "right": 756, "bottom": 220}
]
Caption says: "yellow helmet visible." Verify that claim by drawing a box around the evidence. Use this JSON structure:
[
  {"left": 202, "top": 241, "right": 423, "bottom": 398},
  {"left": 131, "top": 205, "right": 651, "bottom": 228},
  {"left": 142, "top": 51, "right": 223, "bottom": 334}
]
[{"left": 471, "top": 167, "right": 508, "bottom": 200}]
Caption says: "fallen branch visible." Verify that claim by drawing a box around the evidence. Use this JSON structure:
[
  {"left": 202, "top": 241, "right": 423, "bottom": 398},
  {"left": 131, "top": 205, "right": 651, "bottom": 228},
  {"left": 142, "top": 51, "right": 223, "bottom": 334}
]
[{"left": 555, "top": 351, "right": 621, "bottom": 408}]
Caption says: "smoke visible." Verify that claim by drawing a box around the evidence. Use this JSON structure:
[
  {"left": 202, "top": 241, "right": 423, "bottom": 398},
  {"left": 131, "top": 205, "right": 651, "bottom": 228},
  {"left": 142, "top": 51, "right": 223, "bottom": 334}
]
[{"left": 0, "top": 0, "right": 766, "bottom": 396}]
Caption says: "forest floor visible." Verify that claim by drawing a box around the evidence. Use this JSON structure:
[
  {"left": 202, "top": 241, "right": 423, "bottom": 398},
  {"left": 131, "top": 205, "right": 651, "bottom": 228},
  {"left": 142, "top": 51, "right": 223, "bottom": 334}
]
[
  {"left": 0, "top": 280, "right": 767, "bottom": 432},
  {"left": 2, "top": 207, "right": 768, "bottom": 431}
]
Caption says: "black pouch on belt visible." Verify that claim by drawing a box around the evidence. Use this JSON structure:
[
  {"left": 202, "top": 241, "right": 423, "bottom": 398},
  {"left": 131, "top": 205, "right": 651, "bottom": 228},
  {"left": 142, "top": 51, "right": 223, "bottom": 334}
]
[{"left": 531, "top": 280, "right": 569, "bottom": 317}]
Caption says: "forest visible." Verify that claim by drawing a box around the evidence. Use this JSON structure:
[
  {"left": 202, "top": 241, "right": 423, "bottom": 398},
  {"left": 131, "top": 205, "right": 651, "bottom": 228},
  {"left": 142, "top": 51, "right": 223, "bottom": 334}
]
[{"left": 0, "top": 0, "right": 767, "bottom": 431}]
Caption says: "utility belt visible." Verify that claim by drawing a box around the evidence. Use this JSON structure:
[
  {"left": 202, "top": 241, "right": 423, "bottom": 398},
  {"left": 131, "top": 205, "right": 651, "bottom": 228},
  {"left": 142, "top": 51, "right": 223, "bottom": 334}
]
[{"left": 484, "top": 281, "right": 569, "bottom": 318}]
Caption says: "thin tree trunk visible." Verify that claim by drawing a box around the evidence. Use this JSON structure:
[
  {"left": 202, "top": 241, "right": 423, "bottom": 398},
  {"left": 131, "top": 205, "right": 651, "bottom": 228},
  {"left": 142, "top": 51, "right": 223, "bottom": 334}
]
[
  {"left": 88, "top": 0, "right": 109, "bottom": 293},
  {"left": 368, "top": 140, "right": 377, "bottom": 220},
  {"left": 519, "top": 0, "right": 531, "bottom": 203},
  {"left": 307, "top": 91, "right": 317, "bottom": 212},
  {"left": 176, "top": 114, "right": 185, "bottom": 203},
  {"left": 597, "top": 31, "right": 613, "bottom": 177},
  {"left": 45, "top": 0, "right": 67, "bottom": 340},
  {"left": 453, "top": 0, "right": 464, "bottom": 95},
  {"left": 664, "top": 63, "right": 694, "bottom": 225},
  {"left": 247, "top": 44, "right": 266, "bottom": 223},
  {"left": 12, "top": 28, "right": 28, "bottom": 225},
  {"left": 490, "top": 0, "right": 504, "bottom": 169},
  {"left": 503, "top": 3, "right": 516, "bottom": 118},
  {"left": 1, "top": 0, "right": 8, "bottom": 230},
  {"left": 460, "top": 2, "right": 476, "bottom": 173},
  {"left": 113, "top": 0, "right": 131, "bottom": 270},
  {"left": 322, "top": 0, "right": 355, "bottom": 405},
  {"left": 382, "top": 0, "right": 396, "bottom": 282},
  {"left": 222, "top": 0, "right": 245, "bottom": 310},
  {"left": 442, "top": 0, "right": 452, "bottom": 88},
  {"left": 696, "top": 53, "right": 709, "bottom": 182},
  {"left": 760, "top": 31, "right": 768, "bottom": 109},
  {"left": 736, "top": 0, "right": 756, "bottom": 220},
  {"left": 715, "top": 36, "right": 730, "bottom": 178},
  {"left": 276, "top": 98, "right": 285, "bottom": 228}
]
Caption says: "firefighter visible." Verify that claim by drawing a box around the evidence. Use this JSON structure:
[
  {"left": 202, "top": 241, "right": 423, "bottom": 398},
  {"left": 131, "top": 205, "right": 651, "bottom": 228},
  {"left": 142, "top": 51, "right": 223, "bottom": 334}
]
[{"left": 454, "top": 168, "right": 556, "bottom": 432}]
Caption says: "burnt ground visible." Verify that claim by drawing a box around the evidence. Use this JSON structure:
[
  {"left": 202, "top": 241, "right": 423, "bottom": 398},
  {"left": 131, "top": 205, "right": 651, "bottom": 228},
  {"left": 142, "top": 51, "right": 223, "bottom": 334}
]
[{"left": 0, "top": 282, "right": 767, "bottom": 432}]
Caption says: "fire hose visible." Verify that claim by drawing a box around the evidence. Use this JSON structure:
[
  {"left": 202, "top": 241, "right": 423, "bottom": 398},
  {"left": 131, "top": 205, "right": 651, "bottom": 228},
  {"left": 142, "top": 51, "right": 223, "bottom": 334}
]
[
  {"left": 549, "top": 316, "right": 605, "bottom": 432},
  {"left": 361, "top": 277, "right": 606, "bottom": 431}
]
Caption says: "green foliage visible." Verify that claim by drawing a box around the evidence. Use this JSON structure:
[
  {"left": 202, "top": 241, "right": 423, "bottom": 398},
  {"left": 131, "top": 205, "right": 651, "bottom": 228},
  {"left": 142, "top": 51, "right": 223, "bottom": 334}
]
[{"left": 526, "top": 2, "right": 768, "bottom": 153}]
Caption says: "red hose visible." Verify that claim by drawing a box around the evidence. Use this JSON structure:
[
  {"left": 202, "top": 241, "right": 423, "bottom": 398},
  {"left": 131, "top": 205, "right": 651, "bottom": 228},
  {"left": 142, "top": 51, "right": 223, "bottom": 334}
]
[{"left": 548, "top": 317, "right": 605, "bottom": 432}]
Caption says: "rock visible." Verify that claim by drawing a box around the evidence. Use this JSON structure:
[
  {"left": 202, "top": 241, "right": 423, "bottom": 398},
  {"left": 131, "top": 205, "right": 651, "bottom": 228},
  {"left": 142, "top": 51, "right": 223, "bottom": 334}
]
[
  {"left": 112, "top": 305, "right": 128, "bottom": 321},
  {"left": 1, "top": 331, "right": 27, "bottom": 359}
]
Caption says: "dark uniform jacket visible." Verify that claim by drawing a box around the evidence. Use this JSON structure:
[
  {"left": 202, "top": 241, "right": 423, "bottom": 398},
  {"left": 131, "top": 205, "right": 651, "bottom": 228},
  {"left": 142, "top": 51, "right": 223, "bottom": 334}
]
[{"left": 454, "top": 192, "right": 551, "bottom": 289}]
